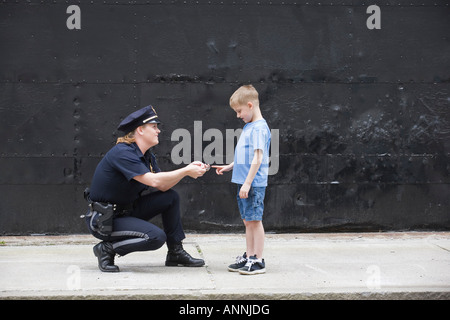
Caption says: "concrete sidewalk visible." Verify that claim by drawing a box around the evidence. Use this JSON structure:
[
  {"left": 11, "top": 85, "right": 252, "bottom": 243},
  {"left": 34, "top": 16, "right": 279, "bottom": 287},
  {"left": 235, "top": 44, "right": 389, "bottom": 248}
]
[{"left": 0, "top": 232, "right": 449, "bottom": 300}]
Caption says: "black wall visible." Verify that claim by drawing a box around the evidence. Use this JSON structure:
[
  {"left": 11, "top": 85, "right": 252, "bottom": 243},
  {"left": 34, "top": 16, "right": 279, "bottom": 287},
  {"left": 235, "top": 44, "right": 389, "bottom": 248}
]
[{"left": 1, "top": 0, "right": 449, "bottom": 234}]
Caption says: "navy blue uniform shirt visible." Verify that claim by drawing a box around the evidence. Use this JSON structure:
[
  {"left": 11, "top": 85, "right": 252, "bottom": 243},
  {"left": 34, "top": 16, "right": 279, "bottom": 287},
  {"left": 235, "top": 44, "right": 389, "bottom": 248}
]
[{"left": 90, "top": 142, "right": 161, "bottom": 205}]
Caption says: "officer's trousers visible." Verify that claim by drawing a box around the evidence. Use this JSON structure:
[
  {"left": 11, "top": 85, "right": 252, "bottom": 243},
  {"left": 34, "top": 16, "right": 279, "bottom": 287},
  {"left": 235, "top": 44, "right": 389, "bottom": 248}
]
[{"left": 87, "top": 189, "right": 185, "bottom": 256}]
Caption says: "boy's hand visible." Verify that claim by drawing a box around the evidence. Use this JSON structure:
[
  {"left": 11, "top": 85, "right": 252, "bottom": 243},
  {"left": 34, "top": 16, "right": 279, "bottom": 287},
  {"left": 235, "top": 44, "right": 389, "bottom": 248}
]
[
  {"left": 239, "top": 183, "right": 251, "bottom": 199},
  {"left": 211, "top": 164, "right": 232, "bottom": 175}
]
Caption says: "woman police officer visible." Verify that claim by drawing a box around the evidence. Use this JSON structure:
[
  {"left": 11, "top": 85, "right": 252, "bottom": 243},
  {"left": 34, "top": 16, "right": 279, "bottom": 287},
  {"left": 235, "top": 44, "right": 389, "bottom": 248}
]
[{"left": 85, "top": 105, "right": 207, "bottom": 272}]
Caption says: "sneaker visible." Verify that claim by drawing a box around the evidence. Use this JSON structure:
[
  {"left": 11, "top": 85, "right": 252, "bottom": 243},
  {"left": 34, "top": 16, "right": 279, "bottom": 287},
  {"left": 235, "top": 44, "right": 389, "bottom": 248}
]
[
  {"left": 238, "top": 255, "right": 266, "bottom": 275},
  {"left": 227, "top": 252, "right": 247, "bottom": 272}
]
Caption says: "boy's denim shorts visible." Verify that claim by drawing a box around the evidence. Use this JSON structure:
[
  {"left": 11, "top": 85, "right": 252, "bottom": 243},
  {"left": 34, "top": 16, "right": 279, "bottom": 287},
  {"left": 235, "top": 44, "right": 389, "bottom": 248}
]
[{"left": 236, "top": 184, "right": 266, "bottom": 221}]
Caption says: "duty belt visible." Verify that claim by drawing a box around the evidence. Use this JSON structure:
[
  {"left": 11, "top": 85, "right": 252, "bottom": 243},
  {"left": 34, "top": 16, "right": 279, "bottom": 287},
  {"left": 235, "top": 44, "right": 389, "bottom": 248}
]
[
  {"left": 82, "top": 188, "right": 133, "bottom": 216},
  {"left": 90, "top": 201, "right": 134, "bottom": 217},
  {"left": 82, "top": 188, "right": 134, "bottom": 235}
]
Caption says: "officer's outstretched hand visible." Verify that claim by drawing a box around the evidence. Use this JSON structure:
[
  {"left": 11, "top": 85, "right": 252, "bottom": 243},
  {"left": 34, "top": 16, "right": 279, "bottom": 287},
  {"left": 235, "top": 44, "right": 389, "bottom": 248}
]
[{"left": 186, "top": 161, "right": 207, "bottom": 179}]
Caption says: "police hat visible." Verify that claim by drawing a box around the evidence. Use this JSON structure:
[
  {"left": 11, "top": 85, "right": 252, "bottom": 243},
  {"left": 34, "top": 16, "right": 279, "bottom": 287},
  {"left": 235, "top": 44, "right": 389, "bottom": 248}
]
[{"left": 117, "top": 105, "right": 161, "bottom": 133}]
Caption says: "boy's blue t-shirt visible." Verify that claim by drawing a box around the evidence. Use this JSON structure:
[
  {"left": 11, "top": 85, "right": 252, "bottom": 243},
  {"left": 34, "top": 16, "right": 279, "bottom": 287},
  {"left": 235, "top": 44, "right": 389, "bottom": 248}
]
[{"left": 232, "top": 119, "right": 271, "bottom": 187}]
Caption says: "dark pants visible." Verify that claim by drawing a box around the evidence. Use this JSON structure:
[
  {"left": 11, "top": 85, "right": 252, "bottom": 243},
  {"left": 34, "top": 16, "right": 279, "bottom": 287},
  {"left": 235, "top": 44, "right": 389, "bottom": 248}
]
[{"left": 86, "top": 189, "right": 185, "bottom": 256}]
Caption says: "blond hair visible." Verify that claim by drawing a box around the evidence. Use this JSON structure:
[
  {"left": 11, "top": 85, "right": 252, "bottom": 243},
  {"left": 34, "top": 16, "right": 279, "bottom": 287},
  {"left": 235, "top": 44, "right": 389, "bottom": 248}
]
[
  {"left": 116, "top": 130, "right": 136, "bottom": 144},
  {"left": 229, "top": 84, "right": 259, "bottom": 108}
]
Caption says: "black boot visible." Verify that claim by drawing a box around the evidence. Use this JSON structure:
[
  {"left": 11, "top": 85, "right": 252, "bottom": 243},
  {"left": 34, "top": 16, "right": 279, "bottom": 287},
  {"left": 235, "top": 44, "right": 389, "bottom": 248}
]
[
  {"left": 165, "top": 243, "right": 205, "bottom": 267},
  {"left": 93, "top": 241, "right": 120, "bottom": 272}
]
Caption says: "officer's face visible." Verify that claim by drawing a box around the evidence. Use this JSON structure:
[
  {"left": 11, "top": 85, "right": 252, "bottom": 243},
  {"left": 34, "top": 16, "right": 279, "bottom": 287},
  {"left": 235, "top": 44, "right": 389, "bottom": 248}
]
[{"left": 142, "top": 123, "right": 160, "bottom": 146}]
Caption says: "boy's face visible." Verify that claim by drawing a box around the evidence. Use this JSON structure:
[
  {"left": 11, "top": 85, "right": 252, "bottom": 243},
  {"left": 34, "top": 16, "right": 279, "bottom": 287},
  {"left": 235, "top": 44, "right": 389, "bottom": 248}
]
[{"left": 232, "top": 102, "right": 253, "bottom": 123}]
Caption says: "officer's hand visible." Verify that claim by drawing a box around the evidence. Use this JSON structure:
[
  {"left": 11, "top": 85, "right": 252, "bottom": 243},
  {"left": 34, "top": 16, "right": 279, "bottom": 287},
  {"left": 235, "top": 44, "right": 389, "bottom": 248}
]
[
  {"left": 191, "top": 161, "right": 210, "bottom": 171},
  {"left": 186, "top": 162, "right": 207, "bottom": 179}
]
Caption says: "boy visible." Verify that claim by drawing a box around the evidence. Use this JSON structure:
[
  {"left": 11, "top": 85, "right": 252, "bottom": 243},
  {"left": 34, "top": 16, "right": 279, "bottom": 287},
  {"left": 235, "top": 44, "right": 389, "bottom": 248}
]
[{"left": 212, "top": 85, "right": 271, "bottom": 275}]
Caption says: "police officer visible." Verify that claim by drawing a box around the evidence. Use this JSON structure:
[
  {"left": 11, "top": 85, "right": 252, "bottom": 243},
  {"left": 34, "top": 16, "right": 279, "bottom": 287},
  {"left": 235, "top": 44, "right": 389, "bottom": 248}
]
[{"left": 85, "top": 105, "right": 207, "bottom": 272}]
